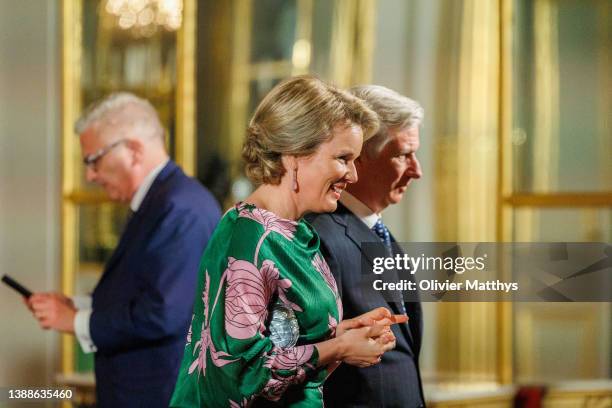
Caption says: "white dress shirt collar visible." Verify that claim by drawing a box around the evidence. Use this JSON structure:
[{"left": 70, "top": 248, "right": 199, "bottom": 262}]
[
  {"left": 339, "top": 190, "right": 380, "bottom": 229},
  {"left": 130, "top": 158, "right": 170, "bottom": 212}
]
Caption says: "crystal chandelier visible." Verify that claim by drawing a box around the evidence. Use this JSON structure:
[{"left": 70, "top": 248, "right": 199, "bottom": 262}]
[{"left": 105, "top": 0, "right": 183, "bottom": 36}]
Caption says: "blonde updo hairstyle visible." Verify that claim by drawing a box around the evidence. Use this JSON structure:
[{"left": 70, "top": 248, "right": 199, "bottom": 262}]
[{"left": 242, "top": 75, "right": 379, "bottom": 185}]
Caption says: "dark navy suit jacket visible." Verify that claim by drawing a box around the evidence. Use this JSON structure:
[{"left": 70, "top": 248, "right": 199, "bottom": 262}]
[
  {"left": 90, "top": 161, "right": 221, "bottom": 408},
  {"left": 307, "top": 203, "right": 425, "bottom": 408}
]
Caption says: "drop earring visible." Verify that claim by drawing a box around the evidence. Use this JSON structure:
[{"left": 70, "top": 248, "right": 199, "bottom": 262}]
[{"left": 292, "top": 168, "right": 298, "bottom": 192}]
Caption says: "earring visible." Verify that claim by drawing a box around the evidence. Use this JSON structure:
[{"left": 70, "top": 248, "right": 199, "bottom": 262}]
[{"left": 292, "top": 168, "right": 298, "bottom": 192}]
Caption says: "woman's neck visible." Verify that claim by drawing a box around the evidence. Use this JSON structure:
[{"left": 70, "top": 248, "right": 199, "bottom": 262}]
[{"left": 245, "top": 183, "right": 302, "bottom": 220}]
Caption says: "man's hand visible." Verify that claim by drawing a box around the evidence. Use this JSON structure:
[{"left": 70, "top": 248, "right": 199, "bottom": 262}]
[
  {"left": 336, "top": 307, "right": 408, "bottom": 338},
  {"left": 26, "top": 293, "right": 76, "bottom": 333}
]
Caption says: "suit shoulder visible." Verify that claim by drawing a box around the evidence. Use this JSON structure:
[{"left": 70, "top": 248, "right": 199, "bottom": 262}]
[
  {"left": 163, "top": 173, "right": 220, "bottom": 212},
  {"left": 306, "top": 212, "right": 345, "bottom": 239},
  {"left": 306, "top": 212, "right": 335, "bottom": 229},
  {"left": 146, "top": 174, "right": 221, "bottom": 229}
]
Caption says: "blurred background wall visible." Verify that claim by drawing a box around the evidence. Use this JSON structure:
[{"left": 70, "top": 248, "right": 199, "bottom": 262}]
[
  {"left": 0, "top": 0, "right": 61, "bottom": 394},
  {"left": 0, "top": 0, "right": 610, "bottom": 406}
]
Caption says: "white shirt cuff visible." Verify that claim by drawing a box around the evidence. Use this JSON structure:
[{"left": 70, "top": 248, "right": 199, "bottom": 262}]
[
  {"left": 74, "top": 309, "right": 97, "bottom": 353},
  {"left": 71, "top": 295, "right": 92, "bottom": 310}
]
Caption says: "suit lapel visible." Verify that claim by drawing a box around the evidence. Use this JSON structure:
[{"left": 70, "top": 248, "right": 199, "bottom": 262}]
[
  {"left": 97, "top": 161, "right": 179, "bottom": 285},
  {"left": 391, "top": 233, "right": 425, "bottom": 355},
  {"left": 103, "top": 213, "right": 137, "bottom": 273},
  {"left": 388, "top": 234, "right": 417, "bottom": 349},
  {"left": 338, "top": 209, "right": 378, "bottom": 266}
]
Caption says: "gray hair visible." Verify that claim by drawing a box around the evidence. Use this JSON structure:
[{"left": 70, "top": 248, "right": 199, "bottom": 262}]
[
  {"left": 349, "top": 85, "right": 424, "bottom": 157},
  {"left": 74, "top": 92, "right": 164, "bottom": 142}
]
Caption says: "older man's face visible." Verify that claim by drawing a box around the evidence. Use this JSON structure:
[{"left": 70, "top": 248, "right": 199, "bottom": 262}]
[
  {"left": 79, "top": 126, "right": 137, "bottom": 203},
  {"left": 359, "top": 127, "right": 422, "bottom": 211}
]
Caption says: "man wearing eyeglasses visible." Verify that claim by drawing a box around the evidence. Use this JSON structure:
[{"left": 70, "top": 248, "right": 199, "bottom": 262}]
[{"left": 25, "top": 93, "right": 221, "bottom": 407}]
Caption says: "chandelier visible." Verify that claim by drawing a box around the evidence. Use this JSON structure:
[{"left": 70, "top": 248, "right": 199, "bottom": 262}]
[{"left": 105, "top": 0, "right": 183, "bottom": 36}]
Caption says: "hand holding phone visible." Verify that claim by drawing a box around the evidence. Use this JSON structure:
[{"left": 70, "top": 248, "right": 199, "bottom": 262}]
[{"left": 1, "top": 274, "right": 33, "bottom": 298}]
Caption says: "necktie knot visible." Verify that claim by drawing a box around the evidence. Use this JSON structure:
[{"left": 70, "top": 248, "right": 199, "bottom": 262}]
[{"left": 372, "top": 219, "right": 392, "bottom": 248}]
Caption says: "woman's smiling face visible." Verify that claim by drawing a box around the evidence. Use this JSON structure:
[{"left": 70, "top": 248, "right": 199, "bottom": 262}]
[{"left": 294, "top": 122, "right": 363, "bottom": 215}]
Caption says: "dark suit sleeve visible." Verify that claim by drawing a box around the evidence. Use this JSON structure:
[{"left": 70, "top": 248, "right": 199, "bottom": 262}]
[{"left": 90, "top": 206, "right": 213, "bottom": 353}]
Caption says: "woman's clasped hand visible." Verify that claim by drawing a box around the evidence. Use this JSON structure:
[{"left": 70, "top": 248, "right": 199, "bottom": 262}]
[{"left": 319, "top": 307, "right": 408, "bottom": 368}]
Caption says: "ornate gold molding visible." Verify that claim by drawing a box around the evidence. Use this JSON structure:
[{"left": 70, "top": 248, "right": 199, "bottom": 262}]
[
  {"left": 496, "top": 0, "right": 514, "bottom": 385},
  {"left": 61, "top": 0, "right": 82, "bottom": 380},
  {"left": 60, "top": 1, "right": 198, "bottom": 390},
  {"left": 227, "top": 0, "right": 252, "bottom": 171},
  {"left": 506, "top": 193, "right": 612, "bottom": 207},
  {"left": 532, "top": 0, "right": 560, "bottom": 193},
  {"left": 330, "top": 0, "right": 377, "bottom": 87},
  {"left": 176, "top": 0, "right": 197, "bottom": 176}
]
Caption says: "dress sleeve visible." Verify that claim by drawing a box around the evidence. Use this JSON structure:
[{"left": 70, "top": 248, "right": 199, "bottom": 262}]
[
  {"left": 172, "top": 219, "right": 325, "bottom": 407},
  {"left": 215, "top": 255, "right": 321, "bottom": 402}
]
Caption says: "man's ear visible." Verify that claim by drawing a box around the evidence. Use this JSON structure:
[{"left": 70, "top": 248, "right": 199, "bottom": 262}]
[{"left": 127, "top": 139, "right": 144, "bottom": 164}]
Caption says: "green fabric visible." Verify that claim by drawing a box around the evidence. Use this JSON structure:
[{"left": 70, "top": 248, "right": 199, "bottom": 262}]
[{"left": 170, "top": 203, "right": 342, "bottom": 407}]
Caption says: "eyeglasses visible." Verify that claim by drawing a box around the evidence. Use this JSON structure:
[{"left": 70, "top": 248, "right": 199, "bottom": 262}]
[{"left": 83, "top": 139, "right": 127, "bottom": 169}]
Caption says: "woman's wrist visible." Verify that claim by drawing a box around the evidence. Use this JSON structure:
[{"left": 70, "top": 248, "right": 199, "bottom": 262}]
[
  {"left": 315, "top": 337, "right": 346, "bottom": 366},
  {"left": 333, "top": 335, "right": 347, "bottom": 361}
]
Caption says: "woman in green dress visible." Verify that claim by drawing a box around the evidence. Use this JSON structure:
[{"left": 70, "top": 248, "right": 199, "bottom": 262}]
[{"left": 171, "top": 76, "right": 406, "bottom": 407}]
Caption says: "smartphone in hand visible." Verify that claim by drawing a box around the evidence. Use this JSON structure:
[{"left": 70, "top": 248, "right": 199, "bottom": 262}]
[{"left": 1, "top": 274, "right": 33, "bottom": 298}]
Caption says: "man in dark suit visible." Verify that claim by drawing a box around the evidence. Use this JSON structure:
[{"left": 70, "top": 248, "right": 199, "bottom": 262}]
[
  {"left": 27, "top": 93, "right": 221, "bottom": 407},
  {"left": 307, "top": 85, "right": 425, "bottom": 407}
]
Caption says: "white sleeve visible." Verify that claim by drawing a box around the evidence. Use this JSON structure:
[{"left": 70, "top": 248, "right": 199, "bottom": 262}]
[{"left": 74, "top": 308, "right": 97, "bottom": 353}]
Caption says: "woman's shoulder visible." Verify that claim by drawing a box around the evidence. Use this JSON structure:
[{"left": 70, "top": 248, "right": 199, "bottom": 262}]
[
  {"left": 213, "top": 203, "right": 275, "bottom": 235},
  {"left": 205, "top": 202, "right": 319, "bottom": 264},
  {"left": 202, "top": 203, "right": 293, "bottom": 258},
  {"left": 232, "top": 202, "right": 300, "bottom": 241}
]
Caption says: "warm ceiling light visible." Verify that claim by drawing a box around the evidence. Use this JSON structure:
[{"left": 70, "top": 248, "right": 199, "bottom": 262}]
[{"left": 104, "top": 0, "right": 183, "bottom": 37}]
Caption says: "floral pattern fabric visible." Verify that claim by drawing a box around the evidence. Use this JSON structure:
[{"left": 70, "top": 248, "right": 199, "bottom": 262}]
[{"left": 170, "top": 203, "right": 342, "bottom": 407}]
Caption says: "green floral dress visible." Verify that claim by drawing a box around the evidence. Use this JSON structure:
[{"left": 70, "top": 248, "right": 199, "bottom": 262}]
[{"left": 170, "top": 203, "right": 342, "bottom": 407}]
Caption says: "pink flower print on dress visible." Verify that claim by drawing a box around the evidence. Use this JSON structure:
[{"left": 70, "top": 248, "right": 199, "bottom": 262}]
[
  {"left": 260, "top": 345, "right": 315, "bottom": 400},
  {"left": 237, "top": 203, "right": 299, "bottom": 265},
  {"left": 266, "top": 345, "right": 314, "bottom": 371},
  {"left": 259, "top": 377, "right": 286, "bottom": 401},
  {"left": 225, "top": 258, "right": 303, "bottom": 339},
  {"left": 186, "top": 313, "right": 194, "bottom": 346},
  {"left": 225, "top": 258, "right": 279, "bottom": 339},
  {"left": 259, "top": 260, "right": 280, "bottom": 300},
  {"left": 312, "top": 253, "right": 343, "bottom": 321},
  {"left": 328, "top": 314, "right": 338, "bottom": 337},
  {"left": 229, "top": 397, "right": 252, "bottom": 407},
  {"left": 237, "top": 204, "right": 297, "bottom": 241},
  {"left": 311, "top": 253, "right": 338, "bottom": 294},
  {"left": 277, "top": 278, "right": 303, "bottom": 312},
  {"left": 189, "top": 270, "right": 237, "bottom": 376}
]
